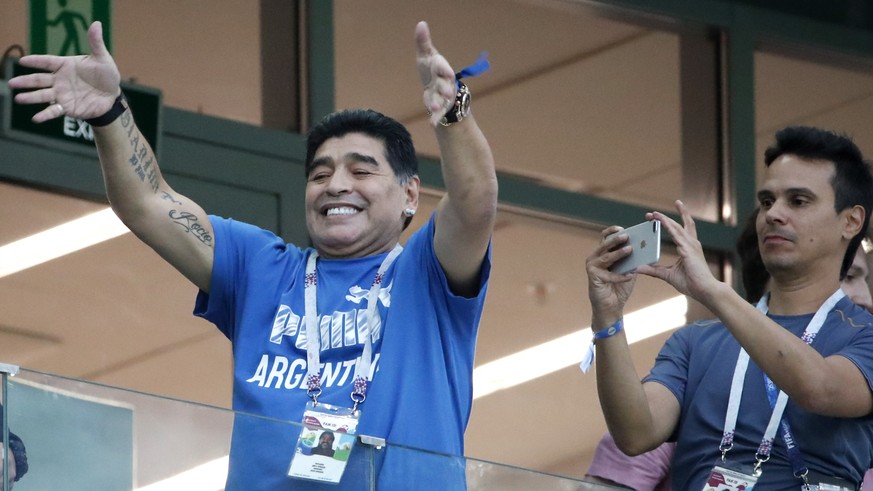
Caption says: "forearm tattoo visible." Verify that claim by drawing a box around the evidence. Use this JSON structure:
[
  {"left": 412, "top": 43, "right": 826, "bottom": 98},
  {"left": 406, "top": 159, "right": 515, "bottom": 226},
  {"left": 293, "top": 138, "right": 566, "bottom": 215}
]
[
  {"left": 120, "top": 111, "right": 159, "bottom": 192},
  {"left": 121, "top": 112, "right": 212, "bottom": 249}
]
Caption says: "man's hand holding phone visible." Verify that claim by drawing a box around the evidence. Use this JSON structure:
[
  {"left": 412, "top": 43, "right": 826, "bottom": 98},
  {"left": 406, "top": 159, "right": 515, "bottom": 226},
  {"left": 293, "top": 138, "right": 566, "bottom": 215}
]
[{"left": 607, "top": 220, "right": 661, "bottom": 274}]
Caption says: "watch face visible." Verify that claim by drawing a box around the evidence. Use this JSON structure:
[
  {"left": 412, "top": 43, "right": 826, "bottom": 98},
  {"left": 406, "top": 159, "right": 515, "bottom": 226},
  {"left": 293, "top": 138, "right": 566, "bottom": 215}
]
[
  {"left": 458, "top": 90, "right": 471, "bottom": 118},
  {"left": 440, "top": 83, "right": 471, "bottom": 126}
]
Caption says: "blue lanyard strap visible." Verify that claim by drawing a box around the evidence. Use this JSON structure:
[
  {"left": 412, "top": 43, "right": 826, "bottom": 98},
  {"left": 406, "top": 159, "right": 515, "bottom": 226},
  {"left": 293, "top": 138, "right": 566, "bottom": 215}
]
[
  {"left": 454, "top": 51, "right": 490, "bottom": 88},
  {"left": 720, "top": 288, "right": 845, "bottom": 481},
  {"left": 763, "top": 374, "right": 809, "bottom": 483}
]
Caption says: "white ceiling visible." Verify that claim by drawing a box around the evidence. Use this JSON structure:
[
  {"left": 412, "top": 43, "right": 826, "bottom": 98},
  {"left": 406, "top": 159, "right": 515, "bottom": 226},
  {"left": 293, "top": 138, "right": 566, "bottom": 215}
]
[{"left": 3, "top": 0, "right": 873, "bottom": 486}]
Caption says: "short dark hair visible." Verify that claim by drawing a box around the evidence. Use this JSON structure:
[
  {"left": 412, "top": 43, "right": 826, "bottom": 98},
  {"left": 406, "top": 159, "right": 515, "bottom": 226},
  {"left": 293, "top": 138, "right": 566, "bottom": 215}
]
[
  {"left": 305, "top": 109, "right": 418, "bottom": 184},
  {"left": 764, "top": 126, "right": 873, "bottom": 279},
  {"left": 305, "top": 109, "right": 419, "bottom": 229},
  {"left": 737, "top": 208, "right": 769, "bottom": 303},
  {"left": 2, "top": 431, "right": 28, "bottom": 482}
]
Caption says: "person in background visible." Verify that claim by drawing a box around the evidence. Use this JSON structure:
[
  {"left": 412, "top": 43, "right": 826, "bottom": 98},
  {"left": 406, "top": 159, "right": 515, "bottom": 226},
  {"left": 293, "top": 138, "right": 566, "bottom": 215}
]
[
  {"left": 840, "top": 237, "right": 873, "bottom": 312},
  {"left": 0, "top": 409, "right": 28, "bottom": 490},
  {"left": 585, "top": 432, "right": 673, "bottom": 490}
]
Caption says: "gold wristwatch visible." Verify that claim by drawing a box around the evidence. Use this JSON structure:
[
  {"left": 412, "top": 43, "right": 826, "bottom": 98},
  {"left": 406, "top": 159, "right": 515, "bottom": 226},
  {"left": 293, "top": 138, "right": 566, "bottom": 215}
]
[{"left": 439, "top": 80, "right": 471, "bottom": 126}]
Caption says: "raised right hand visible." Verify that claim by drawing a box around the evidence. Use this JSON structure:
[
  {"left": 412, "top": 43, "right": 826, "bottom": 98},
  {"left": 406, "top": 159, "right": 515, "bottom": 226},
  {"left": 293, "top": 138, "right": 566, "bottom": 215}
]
[
  {"left": 8, "top": 21, "right": 120, "bottom": 123},
  {"left": 586, "top": 225, "right": 637, "bottom": 325}
]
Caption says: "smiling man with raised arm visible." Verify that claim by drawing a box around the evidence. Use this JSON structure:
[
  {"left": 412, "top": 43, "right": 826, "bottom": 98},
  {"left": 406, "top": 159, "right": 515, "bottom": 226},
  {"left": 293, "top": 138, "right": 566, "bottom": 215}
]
[
  {"left": 10, "top": 20, "right": 496, "bottom": 490},
  {"left": 586, "top": 126, "right": 873, "bottom": 490}
]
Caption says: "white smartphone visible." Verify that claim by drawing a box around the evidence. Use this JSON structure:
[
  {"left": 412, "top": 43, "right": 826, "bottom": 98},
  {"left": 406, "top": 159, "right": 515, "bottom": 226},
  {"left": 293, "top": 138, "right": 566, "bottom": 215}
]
[{"left": 607, "top": 220, "right": 661, "bottom": 274}]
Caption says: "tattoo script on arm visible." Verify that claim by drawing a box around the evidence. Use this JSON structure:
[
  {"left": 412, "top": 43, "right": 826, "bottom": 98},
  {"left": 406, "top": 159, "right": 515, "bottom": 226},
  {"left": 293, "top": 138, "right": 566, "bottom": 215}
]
[
  {"left": 120, "top": 111, "right": 159, "bottom": 192},
  {"left": 169, "top": 210, "right": 214, "bottom": 247}
]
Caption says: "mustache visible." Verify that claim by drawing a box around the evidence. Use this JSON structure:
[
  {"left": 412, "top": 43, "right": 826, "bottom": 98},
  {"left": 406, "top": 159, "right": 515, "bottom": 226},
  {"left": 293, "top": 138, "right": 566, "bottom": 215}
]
[{"left": 760, "top": 227, "right": 796, "bottom": 242}]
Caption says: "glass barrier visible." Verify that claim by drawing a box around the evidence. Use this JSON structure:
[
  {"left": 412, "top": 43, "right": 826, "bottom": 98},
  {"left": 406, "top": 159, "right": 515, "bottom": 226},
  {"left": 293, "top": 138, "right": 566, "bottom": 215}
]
[
  {"left": 0, "top": 366, "right": 622, "bottom": 490},
  {"left": 1, "top": 363, "right": 16, "bottom": 491}
]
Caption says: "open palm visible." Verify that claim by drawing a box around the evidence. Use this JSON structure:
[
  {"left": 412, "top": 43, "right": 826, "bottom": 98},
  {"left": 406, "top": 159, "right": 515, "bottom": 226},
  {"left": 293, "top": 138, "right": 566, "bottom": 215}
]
[{"left": 8, "top": 21, "right": 120, "bottom": 123}]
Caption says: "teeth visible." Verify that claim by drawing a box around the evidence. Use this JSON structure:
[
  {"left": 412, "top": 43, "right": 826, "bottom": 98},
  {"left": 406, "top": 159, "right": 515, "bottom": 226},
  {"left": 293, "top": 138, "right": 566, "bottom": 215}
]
[{"left": 326, "top": 207, "right": 359, "bottom": 216}]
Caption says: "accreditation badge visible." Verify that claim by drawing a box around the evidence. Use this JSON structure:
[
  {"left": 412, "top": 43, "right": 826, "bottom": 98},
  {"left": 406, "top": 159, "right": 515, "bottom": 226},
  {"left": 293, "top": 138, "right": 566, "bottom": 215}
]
[
  {"left": 702, "top": 462, "right": 758, "bottom": 491},
  {"left": 805, "top": 485, "right": 854, "bottom": 491},
  {"left": 802, "top": 474, "right": 855, "bottom": 491},
  {"left": 288, "top": 401, "right": 360, "bottom": 484}
]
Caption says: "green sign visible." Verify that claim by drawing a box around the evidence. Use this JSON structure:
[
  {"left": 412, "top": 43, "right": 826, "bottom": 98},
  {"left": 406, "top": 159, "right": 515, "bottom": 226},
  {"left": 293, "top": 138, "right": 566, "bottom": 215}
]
[
  {"left": 29, "top": 0, "right": 111, "bottom": 55},
  {"left": 6, "top": 60, "right": 162, "bottom": 153}
]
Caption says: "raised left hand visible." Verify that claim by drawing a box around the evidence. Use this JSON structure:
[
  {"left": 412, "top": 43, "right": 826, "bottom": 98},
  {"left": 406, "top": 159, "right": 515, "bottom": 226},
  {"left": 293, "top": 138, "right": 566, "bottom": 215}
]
[
  {"left": 636, "top": 200, "right": 720, "bottom": 300},
  {"left": 415, "top": 21, "right": 458, "bottom": 127}
]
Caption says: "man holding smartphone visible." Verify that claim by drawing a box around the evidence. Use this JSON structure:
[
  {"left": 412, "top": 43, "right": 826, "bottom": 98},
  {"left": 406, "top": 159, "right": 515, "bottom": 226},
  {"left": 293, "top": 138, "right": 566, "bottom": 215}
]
[{"left": 586, "top": 126, "right": 873, "bottom": 490}]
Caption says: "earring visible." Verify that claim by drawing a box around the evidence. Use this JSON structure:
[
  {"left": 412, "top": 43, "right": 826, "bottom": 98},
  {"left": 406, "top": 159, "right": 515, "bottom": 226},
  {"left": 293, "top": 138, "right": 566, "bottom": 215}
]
[{"left": 403, "top": 208, "right": 416, "bottom": 217}]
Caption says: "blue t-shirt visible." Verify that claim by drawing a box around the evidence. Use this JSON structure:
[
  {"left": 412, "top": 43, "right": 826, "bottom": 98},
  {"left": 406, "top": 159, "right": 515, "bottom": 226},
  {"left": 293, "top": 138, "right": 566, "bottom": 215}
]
[
  {"left": 645, "top": 296, "right": 873, "bottom": 490},
  {"left": 194, "top": 215, "right": 491, "bottom": 490}
]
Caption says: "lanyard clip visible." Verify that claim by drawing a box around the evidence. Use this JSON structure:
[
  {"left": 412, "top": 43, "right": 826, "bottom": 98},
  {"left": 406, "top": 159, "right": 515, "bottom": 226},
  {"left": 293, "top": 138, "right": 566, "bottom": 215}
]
[
  {"left": 350, "top": 376, "right": 368, "bottom": 412},
  {"left": 718, "top": 442, "right": 732, "bottom": 463},
  {"left": 307, "top": 390, "right": 321, "bottom": 405},
  {"left": 306, "top": 374, "right": 322, "bottom": 404},
  {"left": 753, "top": 452, "right": 770, "bottom": 477},
  {"left": 351, "top": 392, "right": 365, "bottom": 412},
  {"left": 795, "top": 468, "right": 811, "bottom": 490}
]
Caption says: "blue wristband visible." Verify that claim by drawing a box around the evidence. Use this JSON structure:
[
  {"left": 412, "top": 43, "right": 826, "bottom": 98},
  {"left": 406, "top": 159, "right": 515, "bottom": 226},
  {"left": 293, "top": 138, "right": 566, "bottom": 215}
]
[{"left": 593, "top": 319, "right": 624, "bottom": 341}]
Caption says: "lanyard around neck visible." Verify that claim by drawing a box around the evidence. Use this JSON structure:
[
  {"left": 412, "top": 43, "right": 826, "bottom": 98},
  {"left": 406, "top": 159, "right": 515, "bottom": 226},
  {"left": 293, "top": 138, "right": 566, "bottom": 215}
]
[
  {"left": 303, "top": 244, "right": 403, "bottom": 409},
  {"left": 719, "top": 288, "right": 845, "bottom": 476}
]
